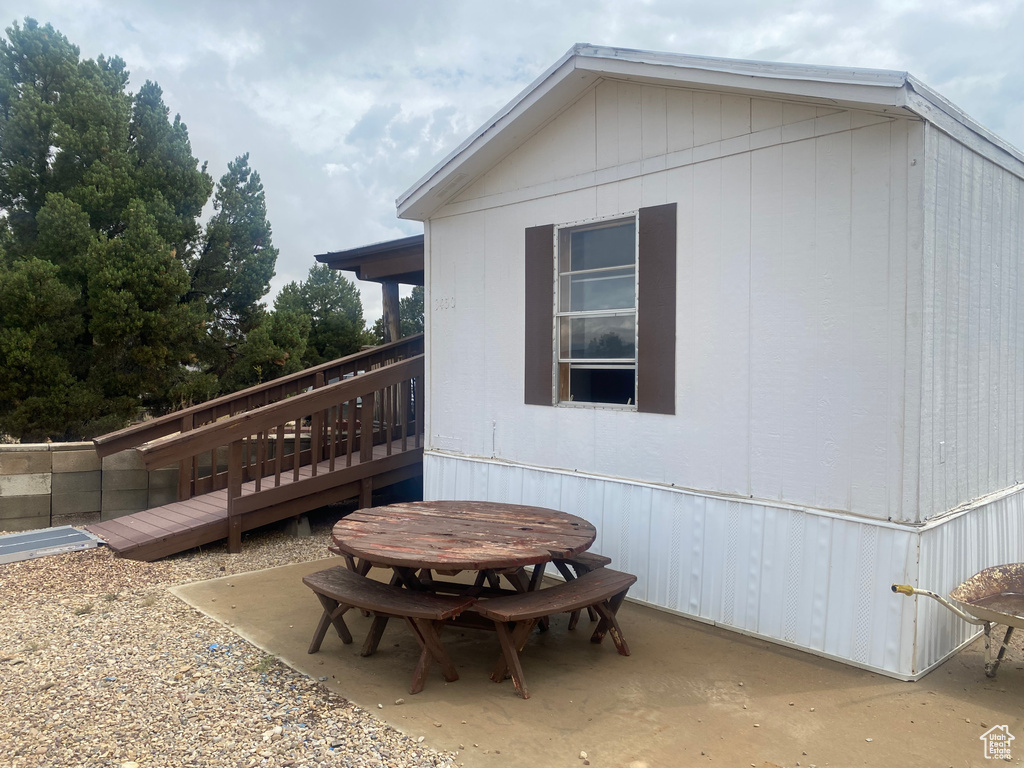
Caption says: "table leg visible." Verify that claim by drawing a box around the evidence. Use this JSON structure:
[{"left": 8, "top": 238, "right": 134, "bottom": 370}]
[
  {"left": 502, "top": 568, "right": 550, "bottom": 631},
  {"left": 405, "top": 617, "right": 459, "bottom": 694},
  {"left": 394, "top": 566, "right": 426, "bottom": 590},
  {"left": 528, "top": 561, "right": 547, "bottom": 590}
]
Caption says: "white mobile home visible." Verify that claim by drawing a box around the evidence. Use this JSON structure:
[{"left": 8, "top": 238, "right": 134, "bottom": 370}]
[{"left": 396, "top": 45, "right": 1024, "bottom": 678}]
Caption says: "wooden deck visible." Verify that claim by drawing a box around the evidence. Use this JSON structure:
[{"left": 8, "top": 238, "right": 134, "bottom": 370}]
[{"left": 86, "top": 443, "right": 423, "bottom": 562}]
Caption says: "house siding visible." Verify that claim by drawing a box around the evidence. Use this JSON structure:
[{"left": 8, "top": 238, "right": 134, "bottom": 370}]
[
  {"left": 915, "top": 127, "right": 1024, "bottom": 523},
  {"left": 430, "top": 81, "right": 919, "bottom": 523}
]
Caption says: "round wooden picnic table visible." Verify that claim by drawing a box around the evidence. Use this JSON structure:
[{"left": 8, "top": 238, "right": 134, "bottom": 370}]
[{"left": 330, "top": 500, "right": 596, "bottom": 573}]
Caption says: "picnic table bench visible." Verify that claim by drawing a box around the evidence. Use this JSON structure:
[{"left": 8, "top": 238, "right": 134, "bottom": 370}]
[
  {"left": 470, "top": 567, "right": 636, "bottom": 698},
  {"left": 302, "top": 565, "right": 474, "bottom": 694}
]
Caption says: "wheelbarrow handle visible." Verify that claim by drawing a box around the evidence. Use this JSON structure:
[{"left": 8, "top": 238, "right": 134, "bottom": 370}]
[{"left": 890, "top": 584, "right": 987, "bottom": 626}]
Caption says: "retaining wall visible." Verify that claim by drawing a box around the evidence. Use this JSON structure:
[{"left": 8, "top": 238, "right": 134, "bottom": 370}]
[{"left": 0, "top": 443, "right": 177, "bottom": 531}]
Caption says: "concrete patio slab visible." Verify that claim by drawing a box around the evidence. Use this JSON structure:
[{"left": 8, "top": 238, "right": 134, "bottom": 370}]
[{"left": 172, "top": 558, "right": 1024, "bottom": 768}]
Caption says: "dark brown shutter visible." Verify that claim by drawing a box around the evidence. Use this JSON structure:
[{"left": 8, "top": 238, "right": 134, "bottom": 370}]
[
  {"left": 524, "top": 224, "right": 555, "bottom": 405},
  {"left": 637, "top": 203, "right": 676, "bottom": 414}
]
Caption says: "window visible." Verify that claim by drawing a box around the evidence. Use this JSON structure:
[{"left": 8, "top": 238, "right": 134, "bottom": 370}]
[
  {"left": 525, "top": 202, "right": 676, "bottom": 414},
  {"left": 556, "top": 217, "right": 637, "bottom": 406}
]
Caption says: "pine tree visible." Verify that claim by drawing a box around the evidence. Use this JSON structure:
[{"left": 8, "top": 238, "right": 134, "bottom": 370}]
[
  {"left": 274, "top": 264, "right": 369, "bottom": 368},
  {"left": 0, "top": 19, "right": 302, "bottom": 439}
]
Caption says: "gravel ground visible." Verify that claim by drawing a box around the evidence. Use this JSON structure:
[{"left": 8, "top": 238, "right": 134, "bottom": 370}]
[{"left": 0, "top": 517, "right": 459, "bottom": 768}]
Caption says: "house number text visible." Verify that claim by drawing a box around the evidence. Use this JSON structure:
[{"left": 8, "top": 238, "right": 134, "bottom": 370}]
[{"left": 433, "top": 295, "right": 456, "bottom": 311}]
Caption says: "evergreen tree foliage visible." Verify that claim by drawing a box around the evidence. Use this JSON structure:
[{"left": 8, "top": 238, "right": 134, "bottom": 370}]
[
  {"left": 274, "top": 264, "right": 369, "bottom": 367},
  {"left": 399, "top": 286, "right": 424, "bottom": 337},
  {"left": 0, "top": 19, "right": 317, "bottom": 440},
  {"left": 187, "top": 153, "right": 284, "bottom": 391}
]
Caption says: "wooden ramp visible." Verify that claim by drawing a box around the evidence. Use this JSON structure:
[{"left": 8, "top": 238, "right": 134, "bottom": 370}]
[
  {"left": 87, "top": 443, "right": 422, "bottom": 561},
  {"left": 85, "top": 338, "right": 426, "bottom": 562}
]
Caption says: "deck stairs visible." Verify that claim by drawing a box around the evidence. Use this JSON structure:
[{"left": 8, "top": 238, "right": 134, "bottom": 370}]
[{"left": 85, "top": 336, "right": 424, "bottom": 561}]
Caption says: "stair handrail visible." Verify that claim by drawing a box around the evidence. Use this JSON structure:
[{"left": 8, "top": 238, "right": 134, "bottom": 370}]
[
  {"left": 136, "top": 354, "right": 424, "bottom": 471},
  {"left": 93, "top": 334, "right": 424, "bottom": 458}
]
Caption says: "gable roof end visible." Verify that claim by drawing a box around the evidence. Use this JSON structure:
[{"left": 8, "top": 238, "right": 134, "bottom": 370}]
[{"left": 397, "top": 44, "right": 1024, "bottom": 222}]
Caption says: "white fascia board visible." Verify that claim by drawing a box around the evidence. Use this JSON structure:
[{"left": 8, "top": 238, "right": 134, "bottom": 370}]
[
  {"left": 397, "top": 48, "right": 599, "bottom": 221},
  {"left": 575, "top": 44, "right": 911, "bottom": 103},
  {"left": 576, "top": 44, "right": 911, "bottom": 87},
  {"left": 905, "top": 76, "right": 1024, "bottom": 178}
]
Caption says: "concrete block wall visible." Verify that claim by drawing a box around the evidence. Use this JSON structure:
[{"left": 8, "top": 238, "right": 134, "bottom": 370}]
[
  {"left": 52, "top": 443, "right": 101, "bottom": 519},
  {"left": 0, "top": 443, "right": 179, "bottom": 531},
  {"left": 0, "top": 445, "right": 52, "bottom": 531}
]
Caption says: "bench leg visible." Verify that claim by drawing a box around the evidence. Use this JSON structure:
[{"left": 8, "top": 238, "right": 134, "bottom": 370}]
[
  {"left": 308, "top": 594, "right": 353, "bottom": 653},
  {"left": 405, "top": 618, "right": 459, "bottom": 694},
  {"left": 590, "top": 589, "right": 631, "bottom": 655},
  {"left": 361, "top": 614, "right": 390, "bottom": 656},
  {"left": 490, "top": 620, "right": 535, "bottom": 699}
]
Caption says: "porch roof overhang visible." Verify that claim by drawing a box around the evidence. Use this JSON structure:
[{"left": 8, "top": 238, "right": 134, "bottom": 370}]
[{"left": 315, "top": 234, "right": 424, "bottom": 286}]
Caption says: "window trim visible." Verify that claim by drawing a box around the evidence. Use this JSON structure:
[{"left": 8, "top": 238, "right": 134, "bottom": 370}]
[{"left": 524, "top": 202, "right": 676, "bottom": 415}]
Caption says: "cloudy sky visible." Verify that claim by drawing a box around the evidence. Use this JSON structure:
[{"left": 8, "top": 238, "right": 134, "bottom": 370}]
[{"left": 5, "top": 0, "right": 1023, "bottom": 321}]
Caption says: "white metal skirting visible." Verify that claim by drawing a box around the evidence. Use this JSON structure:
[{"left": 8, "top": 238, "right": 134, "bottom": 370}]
[
  {"left": 424, "top": 451, "right": 1024, "bottom": 679},
  {"left": 917, "top": 492, "right": 1024, "bottom": 673}
]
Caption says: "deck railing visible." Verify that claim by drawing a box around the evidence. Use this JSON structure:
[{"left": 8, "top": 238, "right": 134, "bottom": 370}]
[
  {"left": 134, "top": 353, "right": 424, "bottom": 552},
  {"left": 93, "top": 334, "right": 424, "bottom": 501}
]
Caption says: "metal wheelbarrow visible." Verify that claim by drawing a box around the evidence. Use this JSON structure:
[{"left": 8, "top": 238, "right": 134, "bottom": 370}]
[{"left": 892, "top": 563, "right": 1024, "bottom": 678}]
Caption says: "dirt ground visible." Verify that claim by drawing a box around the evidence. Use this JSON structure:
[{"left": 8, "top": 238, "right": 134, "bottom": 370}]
[{"left": 174, "top": 559, "right": 1024, "bottom": 768}]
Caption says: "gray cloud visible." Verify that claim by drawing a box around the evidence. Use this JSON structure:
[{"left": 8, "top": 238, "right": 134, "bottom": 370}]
[{"left": 5, "top": 0, "right": 1023, "bottom": 323}]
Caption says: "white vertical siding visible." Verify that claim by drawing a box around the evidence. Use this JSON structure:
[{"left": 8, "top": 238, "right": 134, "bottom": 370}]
[
  {"left": 434, "top": 82, "right": 916, "bottom": 522},
  {"left": 426, "top": 453, "right": 919, "bottom": 677},
  {"left": 916, "top": 128, "right": 1024, "bottom": 521}
]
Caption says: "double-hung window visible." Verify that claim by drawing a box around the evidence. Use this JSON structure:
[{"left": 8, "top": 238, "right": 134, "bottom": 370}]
[{"left": 555, "top": 217, "right": 637, "bottom": 406}]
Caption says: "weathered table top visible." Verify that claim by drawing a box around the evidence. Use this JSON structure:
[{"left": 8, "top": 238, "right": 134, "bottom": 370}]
[{"left": 330, "top": 500, "right": 596, "bottom": 572}]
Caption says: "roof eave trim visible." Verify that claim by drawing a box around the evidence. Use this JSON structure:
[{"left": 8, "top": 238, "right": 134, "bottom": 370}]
[
  {"left": 573, "top": 52, "right": 911, "bottom": 110},
  {"left": 904, "top": 76, "right": 1024, "bottom": 174},
  {"left": 397, "top": 44, "right": 1024, "bottom": 218},
  {"left": 396, "top": 46, "right": 584, "bottom": 220}
]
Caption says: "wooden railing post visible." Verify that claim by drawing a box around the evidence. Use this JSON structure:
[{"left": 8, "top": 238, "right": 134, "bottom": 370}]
[
  {"left": 311, "top": 372, "right": 325, "bottom": 476},
  {"left": 360, "top": 390, "right": 375, "bottom": 464},
  {"left": 177, "top": 413, "right": 194, "bottom": 501},
  {"left": 359, "top": 389, "right": 376, "bottom": 508},
  {"left": 415, "top": 374, "right": 424, "bottom": 448},
  {"left": 227, "top": 440, "right": 243, "bottom": 554}
]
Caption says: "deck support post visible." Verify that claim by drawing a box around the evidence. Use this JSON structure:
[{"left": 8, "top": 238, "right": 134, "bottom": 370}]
[
  {"left": 360, "top": 477, "right": 373, "bottom": 509},
  {"left": 227, "top": 440, "right": 243, "bottom": 554},
  {"left": 382, "top": 281, "right": 400, "bottom": 343}
]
